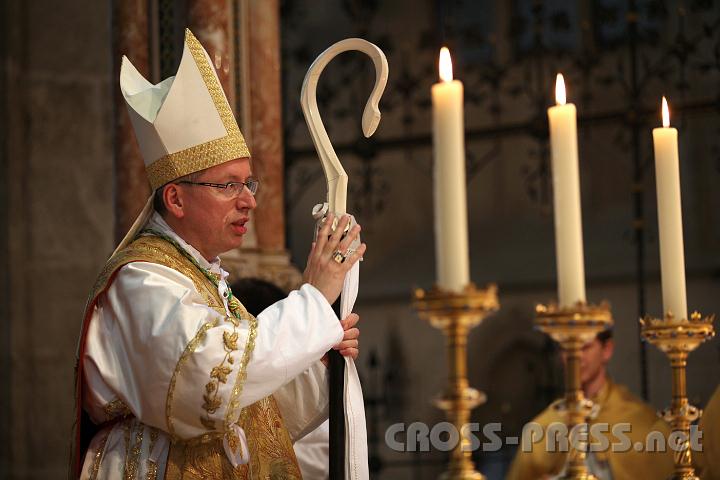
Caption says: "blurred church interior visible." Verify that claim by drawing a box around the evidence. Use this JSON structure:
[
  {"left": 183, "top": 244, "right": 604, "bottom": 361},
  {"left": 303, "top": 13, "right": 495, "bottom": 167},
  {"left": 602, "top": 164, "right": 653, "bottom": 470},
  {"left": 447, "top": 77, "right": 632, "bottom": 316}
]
[{"left": 1, "top": 0, "right": 719, "bottom": 478}]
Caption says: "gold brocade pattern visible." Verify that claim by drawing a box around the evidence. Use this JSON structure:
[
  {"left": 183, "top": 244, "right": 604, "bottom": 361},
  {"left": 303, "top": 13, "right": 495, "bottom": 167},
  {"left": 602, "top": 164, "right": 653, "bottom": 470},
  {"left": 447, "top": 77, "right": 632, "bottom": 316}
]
[
  {"left": 104, "top": 398, "right": 132, "bottom": 421},
  {"left": 88, "top": 236, "right": 224, "bottom": 313},
  {"left": 122, "top": 421, "right": 132, "bottom": 478},
  {"left": 224, "top": 302, "right": 258, "bottom": 429},
  {"left": 145, "top": 29, "right": 250, "bottom": 190},
  {"left": 88, "top": 428, "right": 110, "bottom": 480},
  {"left": 200, "top": 324, "right": 240, "bottom": 429},
  {"left": 164, "top": 396, "right": 302, "bottom": 480},
  {"left": 166, "top": 319, "right": 219, "bottom": 436},
  {"left": 146, "top": 134, "right": 249, "bottom": 191},
  {"left": 146, "top": 427, "right": 159, "bottom": 480},
  {"left": 125, "top": 421, "right": 144, "bottom": 480}
]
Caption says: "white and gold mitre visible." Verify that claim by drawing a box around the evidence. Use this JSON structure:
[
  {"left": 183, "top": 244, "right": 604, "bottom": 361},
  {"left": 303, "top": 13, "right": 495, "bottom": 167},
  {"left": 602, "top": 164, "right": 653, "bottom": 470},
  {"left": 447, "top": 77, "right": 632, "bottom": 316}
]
[{"left": 120, "top": 28, "right": 250, "bottom": 190}]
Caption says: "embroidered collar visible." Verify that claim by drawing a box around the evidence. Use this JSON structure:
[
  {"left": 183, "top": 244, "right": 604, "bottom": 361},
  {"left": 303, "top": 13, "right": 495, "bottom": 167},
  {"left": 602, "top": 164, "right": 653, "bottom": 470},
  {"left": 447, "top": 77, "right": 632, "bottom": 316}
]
[{"left": 145, "top": 212, "right": 227, "bottom": 281}]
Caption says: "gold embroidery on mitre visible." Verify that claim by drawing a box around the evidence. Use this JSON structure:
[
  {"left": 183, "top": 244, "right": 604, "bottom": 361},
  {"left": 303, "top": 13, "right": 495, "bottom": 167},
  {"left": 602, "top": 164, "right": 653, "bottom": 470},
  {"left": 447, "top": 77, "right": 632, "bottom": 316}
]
[{"left": 145, "top": 29, "right": 250, "bottom": 190}]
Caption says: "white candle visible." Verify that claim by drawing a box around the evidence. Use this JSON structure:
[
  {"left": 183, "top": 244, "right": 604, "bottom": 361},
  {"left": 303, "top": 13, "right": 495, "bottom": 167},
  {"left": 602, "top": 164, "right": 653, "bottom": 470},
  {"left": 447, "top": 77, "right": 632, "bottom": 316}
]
[
  {"left": 653, "top": 97, "right": 688, "bottom": 321},
  {"left": 548, "top": 74, "right": 586, "bottom": 307},
  {"left": 432, "top": 47, "right": 470, "bottom": 292}
]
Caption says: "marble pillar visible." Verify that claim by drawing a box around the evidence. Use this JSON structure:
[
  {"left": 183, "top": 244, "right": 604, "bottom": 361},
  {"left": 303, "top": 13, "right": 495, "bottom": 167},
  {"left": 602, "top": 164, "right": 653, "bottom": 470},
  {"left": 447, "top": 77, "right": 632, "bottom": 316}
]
[
  {"left": 247, "top": 0, "right": 285, "bottom": 252},
  {"left": 220, "top": 0, "right": 301, "bottom": 291},
  {"left": 187, "top": 0, "right": 285, "bottom": 253},
  {"left": 187, "top": 0, "right": 233, "bottom": 104},
  {"left": 112, "top": 0, "right": 151, "bottom": 243}
]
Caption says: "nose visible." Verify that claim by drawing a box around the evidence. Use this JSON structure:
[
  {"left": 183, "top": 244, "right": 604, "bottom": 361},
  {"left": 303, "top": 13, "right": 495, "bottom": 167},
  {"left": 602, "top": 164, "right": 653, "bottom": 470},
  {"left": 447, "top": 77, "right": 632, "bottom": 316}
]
[{"left": 237, "top": 187, "right": 257, "bottom": 209}]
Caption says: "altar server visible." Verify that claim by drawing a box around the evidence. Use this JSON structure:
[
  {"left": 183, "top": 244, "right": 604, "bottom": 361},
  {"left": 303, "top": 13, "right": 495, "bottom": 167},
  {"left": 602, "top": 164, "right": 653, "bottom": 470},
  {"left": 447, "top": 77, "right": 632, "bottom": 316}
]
[{"left": 508, "top": 330, "right": 674, "bottom": 480}]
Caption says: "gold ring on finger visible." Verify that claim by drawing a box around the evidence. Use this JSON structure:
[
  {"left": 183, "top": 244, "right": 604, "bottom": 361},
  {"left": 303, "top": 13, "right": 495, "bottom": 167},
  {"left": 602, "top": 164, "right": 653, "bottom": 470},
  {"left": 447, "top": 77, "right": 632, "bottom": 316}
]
[{"left": 332, "top": 250, "right": 346, "bottom": 264}]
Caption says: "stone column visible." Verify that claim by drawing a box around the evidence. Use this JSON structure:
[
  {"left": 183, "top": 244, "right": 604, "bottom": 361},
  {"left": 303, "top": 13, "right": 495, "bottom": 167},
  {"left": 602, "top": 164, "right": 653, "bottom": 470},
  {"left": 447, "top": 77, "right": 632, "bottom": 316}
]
[
  {"left": 112, "top": 0, "right": 151, "bottom": 244},
  {"left": 189, "top": 0, "right": 285, "bottom": 252},
  {"left": 187, "top": 0, "right": 233, "bottom": 103},
  {"left": 220, "top": 0, "right": 301, "bottom": 291},
  {"left": 247, "top": 0, "right": 285, "bottom": 252}
]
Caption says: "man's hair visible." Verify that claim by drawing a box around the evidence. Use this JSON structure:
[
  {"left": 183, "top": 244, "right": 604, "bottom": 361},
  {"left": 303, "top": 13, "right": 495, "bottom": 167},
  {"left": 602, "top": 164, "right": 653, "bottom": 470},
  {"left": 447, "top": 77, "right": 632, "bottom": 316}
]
[
  {"left": 597, "top": 328, "right": 613, "bottom": 344},
  {"left": 230, "top": 278, "right": 287, "bottom": 317},
  {"left": 153, "top": 171, "right": 201, "bottom": 215}
]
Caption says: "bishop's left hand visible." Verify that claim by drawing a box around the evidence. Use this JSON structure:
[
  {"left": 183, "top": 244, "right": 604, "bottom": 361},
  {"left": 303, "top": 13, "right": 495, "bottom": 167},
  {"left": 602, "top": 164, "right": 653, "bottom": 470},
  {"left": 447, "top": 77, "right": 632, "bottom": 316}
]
[
  {"left": 321, "top": 313, "right": 360, "bottom": 366},
  {"left": 335, "top": 313, "right": 360, "bottom": 360},
  {"left": 335, "top": 312, "right": 360, "bottom": 359}
]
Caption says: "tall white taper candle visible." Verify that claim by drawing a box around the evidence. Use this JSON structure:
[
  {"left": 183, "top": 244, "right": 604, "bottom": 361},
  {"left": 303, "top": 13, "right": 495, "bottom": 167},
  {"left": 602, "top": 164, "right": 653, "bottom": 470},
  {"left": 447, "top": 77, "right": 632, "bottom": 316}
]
[
  {"left": 547, "top": 74, "right": 587, "bottom": 307},
  {"left": 432, "top": 47, "right": 470, "bottom": 292},
  {"left": 653, "top": 97, "right": 688, "bottom": 321}
]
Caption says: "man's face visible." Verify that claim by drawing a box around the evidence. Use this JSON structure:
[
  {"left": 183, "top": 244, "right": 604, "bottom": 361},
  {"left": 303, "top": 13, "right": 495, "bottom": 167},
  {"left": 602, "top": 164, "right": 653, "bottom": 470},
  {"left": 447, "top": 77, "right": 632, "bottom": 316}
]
[
  {"left": 176, "top": 157, "right": 256, "bottom": 259},
  {"left": 579, "top": 338, "right": 613, "bottom": 385}
]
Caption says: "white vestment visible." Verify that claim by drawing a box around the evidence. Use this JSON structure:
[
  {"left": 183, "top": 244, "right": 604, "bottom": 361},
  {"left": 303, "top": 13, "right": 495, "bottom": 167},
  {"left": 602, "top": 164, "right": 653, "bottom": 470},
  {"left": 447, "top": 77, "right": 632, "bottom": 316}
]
[
  {"left": 79, "top": 213, "right": 343, "bottom": 479},
  {"left": 294, "top": 419, "right": 330, "bottom": 479}
]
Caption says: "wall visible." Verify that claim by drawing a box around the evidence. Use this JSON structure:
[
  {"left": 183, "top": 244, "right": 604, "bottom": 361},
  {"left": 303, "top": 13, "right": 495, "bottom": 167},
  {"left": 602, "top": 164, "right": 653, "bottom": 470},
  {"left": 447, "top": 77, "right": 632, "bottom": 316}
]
[{"left": 2, "top": 1, "right": 114, "bottom": 476}]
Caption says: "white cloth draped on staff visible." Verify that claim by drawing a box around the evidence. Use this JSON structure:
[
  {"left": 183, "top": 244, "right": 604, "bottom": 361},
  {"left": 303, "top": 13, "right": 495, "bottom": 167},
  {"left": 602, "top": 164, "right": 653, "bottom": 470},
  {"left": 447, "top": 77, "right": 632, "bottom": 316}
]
[
  {"left": 301, "top": 37, "right": 388, "bottom": 480},
  {"left": 340, "top": 233, "right": 368, "bottom": 480}
]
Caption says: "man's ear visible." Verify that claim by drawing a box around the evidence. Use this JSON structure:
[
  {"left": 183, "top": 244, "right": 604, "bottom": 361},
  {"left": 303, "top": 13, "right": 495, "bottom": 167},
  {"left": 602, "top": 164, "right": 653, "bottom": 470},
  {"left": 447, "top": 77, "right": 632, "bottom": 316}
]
[
  {"left": 602, "top": 339, "right": 614, "bottom": 364},
  {"left": 163, "top": 184, "right": 185, "bottom": 219}
]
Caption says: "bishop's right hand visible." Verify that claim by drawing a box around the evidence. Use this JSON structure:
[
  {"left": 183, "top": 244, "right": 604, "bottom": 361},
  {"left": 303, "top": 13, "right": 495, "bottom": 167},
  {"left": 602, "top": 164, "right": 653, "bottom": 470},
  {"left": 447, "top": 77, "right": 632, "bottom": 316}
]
[{"left": 303, "top": 214, "right": 366, "bottom": 305}]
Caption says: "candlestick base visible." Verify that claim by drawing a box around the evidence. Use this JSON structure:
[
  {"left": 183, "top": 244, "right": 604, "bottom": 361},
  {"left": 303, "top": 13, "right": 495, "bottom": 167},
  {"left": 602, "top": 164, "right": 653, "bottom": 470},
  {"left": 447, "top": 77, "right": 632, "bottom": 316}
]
[
  {"left": 413, "top": 283, "right": 499, "bottom": 480},
  {"left": 535, "top": 301, "right": 613, "bottom": 480},
  {"left": 640, "top": 311, "right": 715, "bottom": 480}
]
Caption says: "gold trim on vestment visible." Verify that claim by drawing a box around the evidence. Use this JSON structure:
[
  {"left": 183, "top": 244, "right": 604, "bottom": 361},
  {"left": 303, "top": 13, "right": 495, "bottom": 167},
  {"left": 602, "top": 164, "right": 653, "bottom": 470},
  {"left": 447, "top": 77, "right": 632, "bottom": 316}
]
[
  {"left": 88, "top": 237, "right": 224, "bottom": 313},
  {"left": 81, "top": 235, "right": 298, "bottom": 479},
  {"left": 125, "top": 420, "right": 144, "bottom": 480},
  {"left": 145, "top": 30, "right": 250, "bottom": 190},
  {"left": 146, "top": 427, "right": 159, "bottom": 480},
  {"left": 103, "top": 398, "right": 132, "bottom": 422},
  {"left": 166, "top": 319, "right": 219, "bottom": 436},
  {"left": 88, "top": 428, "right": 110, "bottom": 480},
  {"left": 224, "top": 301, "right": 257, "bottom": 429},
  {"left": 164, "top": 396, "right": 302, "bottom": 480},
  {"left": 200, "top": 322, "right": 240, "bottom": 430},
  {"left": 86, "top": 235, "right": 227, "bottom": 439}
]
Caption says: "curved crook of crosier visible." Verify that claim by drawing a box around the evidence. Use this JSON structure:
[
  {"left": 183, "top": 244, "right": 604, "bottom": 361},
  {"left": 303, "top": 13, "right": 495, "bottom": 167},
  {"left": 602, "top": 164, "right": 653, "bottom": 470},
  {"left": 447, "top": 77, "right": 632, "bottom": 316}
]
[{"left": 301, "top": 38, "right": 389, "bottom": 215}]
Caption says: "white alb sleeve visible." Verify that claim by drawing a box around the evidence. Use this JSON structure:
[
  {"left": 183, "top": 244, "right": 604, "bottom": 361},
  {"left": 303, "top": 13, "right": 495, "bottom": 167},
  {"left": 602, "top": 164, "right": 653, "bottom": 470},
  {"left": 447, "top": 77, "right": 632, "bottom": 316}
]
[{"left": 83, "top": 263, "right": 342, "bottom": 440}]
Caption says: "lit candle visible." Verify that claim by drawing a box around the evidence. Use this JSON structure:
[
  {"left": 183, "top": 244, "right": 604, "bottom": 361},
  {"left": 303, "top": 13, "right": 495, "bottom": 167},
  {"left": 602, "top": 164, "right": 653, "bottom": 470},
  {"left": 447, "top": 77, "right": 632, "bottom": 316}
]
[
  {"left": 431, "top": 47, "right": 470, "bottom": 292},
  {"left": 547, "top": 74, "right": 586, "bottom": 307},
  {"left": 653, "top": 97, "right": 687, "bottom": 321}
]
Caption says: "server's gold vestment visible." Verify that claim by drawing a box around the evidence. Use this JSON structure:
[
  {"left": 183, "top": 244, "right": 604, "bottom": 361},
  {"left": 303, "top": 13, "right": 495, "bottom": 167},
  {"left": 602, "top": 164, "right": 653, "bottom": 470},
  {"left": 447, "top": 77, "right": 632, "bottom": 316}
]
[
  {"left": 507, "top": 380, "right": 674, "bottom": 480},
  {"left": 696, "top": 385, "right": 720, "bottom": 480}
]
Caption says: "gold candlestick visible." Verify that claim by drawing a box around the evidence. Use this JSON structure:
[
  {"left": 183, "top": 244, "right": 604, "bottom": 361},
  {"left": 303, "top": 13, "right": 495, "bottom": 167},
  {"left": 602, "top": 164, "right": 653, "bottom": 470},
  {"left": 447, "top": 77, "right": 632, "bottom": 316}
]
[
  {"left": 413, "top": 283, "right": 499, "bottom": 480},
  {"left": 640, "top": 311, "right": 715, "bottom": 480},
  {"left": 534, "top": 301, "right": 613, "bottom": 480}
]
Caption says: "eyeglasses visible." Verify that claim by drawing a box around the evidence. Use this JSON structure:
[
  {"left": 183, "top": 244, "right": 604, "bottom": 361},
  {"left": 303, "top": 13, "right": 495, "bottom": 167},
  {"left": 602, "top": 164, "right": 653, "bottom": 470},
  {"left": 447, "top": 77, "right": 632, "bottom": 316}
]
[{"left": 177, "top": 178, "right": 259, "bottom": 197}]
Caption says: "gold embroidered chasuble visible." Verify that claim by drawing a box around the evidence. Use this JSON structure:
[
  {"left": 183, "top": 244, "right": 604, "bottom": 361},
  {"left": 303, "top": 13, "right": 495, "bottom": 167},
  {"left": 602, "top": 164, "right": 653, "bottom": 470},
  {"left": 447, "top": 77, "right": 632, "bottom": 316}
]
[
  {"left": 695, "top": 385, "right": 720, "bottom": 480},
  {"left": 72, "top": 235, "right": 301, "bottom": 479},
  {"left": 506, "top": 380, "right": 675, "bottom": 480}
]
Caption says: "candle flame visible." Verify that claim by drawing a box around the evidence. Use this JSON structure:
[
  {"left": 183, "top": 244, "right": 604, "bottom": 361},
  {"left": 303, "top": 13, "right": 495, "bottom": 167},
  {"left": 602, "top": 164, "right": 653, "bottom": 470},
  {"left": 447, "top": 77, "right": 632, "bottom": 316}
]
[
  {"left": 439, "top": 47, "right": 453, "bottom": 82},
  {"left": 555, "top": 73, "right": 566, "bottom": 105},
  {"left": 662, "top": 96, "right": 670, "bottom": 127}
]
